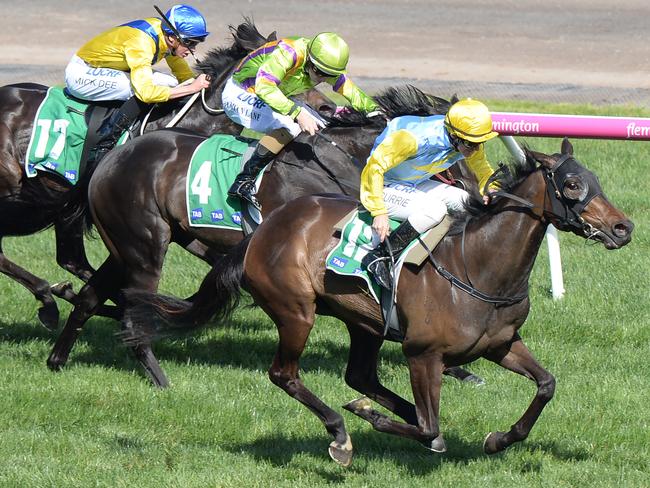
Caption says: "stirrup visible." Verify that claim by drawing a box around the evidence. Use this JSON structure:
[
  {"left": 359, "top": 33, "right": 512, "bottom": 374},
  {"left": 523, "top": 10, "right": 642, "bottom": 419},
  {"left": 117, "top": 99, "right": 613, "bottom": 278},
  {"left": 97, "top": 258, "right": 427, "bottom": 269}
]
[
  {"left": 229, "top": 180, "right": 260, "bottom": 210},
  {"left": 365, "top": 255, "right": 393, "bottom": 290}
]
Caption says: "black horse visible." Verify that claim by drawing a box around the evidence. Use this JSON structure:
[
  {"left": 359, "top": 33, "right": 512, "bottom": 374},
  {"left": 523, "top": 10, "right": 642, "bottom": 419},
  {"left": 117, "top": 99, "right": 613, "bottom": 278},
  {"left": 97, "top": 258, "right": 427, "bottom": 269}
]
[
  {"left": 46, "top": 86, "right": 481, "bottom": 388},
  {"left": 0, "top": 20, "right": 288, "bottom": 328}
]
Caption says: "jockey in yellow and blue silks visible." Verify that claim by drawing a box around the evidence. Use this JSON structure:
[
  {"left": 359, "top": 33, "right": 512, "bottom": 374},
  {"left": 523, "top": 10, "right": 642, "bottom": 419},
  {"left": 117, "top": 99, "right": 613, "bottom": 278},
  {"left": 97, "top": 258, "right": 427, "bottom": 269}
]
[
  {"left": 222, "top": 32, "right": 380, "bottom": 208},
  {"left": 360, "top": 98, "right": 499, "bottom": 290},
  {"left": 64, "top": 4, "right": 211, "bottom": 165}
]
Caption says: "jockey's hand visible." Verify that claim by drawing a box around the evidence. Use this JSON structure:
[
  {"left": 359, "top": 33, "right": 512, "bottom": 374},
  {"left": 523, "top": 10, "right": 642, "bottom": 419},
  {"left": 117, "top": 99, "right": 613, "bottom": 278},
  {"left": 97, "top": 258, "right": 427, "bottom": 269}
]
[
  {"left": 296, "top": 109, "right": 324, "bottom": 135},
  {"left": 372, "top": 214, "right": 390, "bottom": 243},
  {"left": 483, "top": 191, "right": 495, "bottom": 205},
  {"left": 191, "top": 74, "right": 211, "bottom": 92}
]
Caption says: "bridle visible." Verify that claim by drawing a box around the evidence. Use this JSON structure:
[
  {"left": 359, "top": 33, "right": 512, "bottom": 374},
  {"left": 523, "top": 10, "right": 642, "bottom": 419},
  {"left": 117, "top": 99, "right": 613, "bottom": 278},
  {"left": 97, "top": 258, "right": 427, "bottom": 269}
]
[{"left": 419, "top": 153, "right": 604, "bottom": 307}]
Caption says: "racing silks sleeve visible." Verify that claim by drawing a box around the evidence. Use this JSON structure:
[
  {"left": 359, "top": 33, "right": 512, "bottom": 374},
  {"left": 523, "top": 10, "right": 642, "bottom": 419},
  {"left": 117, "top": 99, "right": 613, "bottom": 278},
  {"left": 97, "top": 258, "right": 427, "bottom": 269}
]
[
  {"left": 254, "top": 46, "right": 303, "bottom": 118},
  {"left": 165, "top": 55, "right": 195, "bottom": 85},
  {"left": 464, "top": 145, "right": 497, "bottom": 195},
  {"left": 124, "top": 36, "right": 173, "bottom": 103},
  {"left": 330, "top": 75, "right": 379, "bottom": 114},
  {"left": 360, "top": 129, "right": 418, "bottom": 216}
]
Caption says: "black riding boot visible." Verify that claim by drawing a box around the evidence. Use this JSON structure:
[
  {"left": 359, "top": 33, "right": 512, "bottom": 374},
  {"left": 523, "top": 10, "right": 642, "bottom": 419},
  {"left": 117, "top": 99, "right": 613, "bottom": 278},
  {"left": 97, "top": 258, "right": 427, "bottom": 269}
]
[
  {"left": 89, "top": 96, "right": 144, "bottom": 166},
  {"left": 227, "top": 144, "right": 275, "bottom": 209},
  {"left": 362, "top": 220, "right": 421, "bottom": 290}
]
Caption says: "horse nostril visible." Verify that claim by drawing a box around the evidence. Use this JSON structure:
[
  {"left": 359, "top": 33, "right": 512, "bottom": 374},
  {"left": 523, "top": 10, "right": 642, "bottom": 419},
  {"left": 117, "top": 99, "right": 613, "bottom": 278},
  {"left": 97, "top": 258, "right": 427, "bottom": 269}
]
[{"left": 613, "top": 220, "right": 634, "bottom": 237}]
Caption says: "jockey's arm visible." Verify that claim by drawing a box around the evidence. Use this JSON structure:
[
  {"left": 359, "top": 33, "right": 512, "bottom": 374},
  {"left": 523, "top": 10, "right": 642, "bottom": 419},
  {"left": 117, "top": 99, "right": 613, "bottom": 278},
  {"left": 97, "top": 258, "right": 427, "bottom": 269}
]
[
  {"left": 125, "top": 38, "right": 174, "bottom": 103},
  {"left": 328, "top": 75, "right": 379, "bottom": 114},
  {"left": 254, "top": 49, "right": 302, "bottom": 119},
  {"left": 165, "top": 55, "right": 195, "bottom": 84},
  {"left": 464, "top": 145, "right": 497, "bottom": 195},
  {"left": 360, "top": 129, "right": 418, "bottom": 216}
]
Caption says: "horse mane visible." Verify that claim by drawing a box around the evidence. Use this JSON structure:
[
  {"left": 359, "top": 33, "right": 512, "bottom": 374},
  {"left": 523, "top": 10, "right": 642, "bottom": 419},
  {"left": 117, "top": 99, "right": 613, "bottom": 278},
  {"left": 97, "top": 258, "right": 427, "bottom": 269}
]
[
  {"left": 321, "top": 84, "right": 459, "bottom": 129},
  {"left": 194, "top": 18, "right": 276, "bottom": 81},
  {"left": 448, "top": 147, "right": 539, "bottom": 234}
]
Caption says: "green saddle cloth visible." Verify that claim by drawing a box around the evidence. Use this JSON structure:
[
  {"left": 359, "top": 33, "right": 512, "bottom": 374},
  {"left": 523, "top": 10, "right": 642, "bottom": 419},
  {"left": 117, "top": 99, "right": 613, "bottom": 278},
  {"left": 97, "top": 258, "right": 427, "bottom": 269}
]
[
  {"left": 186, "top": 134, "right": 257, "bottom": 230},
  {"left": 24, "top": 86, "right": 129, "bottom": 185}
]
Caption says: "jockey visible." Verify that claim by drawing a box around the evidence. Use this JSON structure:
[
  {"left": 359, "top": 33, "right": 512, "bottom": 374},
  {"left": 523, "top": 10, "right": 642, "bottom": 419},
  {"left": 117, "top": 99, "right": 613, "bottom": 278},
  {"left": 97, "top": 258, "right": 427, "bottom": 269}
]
[
  {"left": 222, "top": 32, "right": 380, "bottom": 208},
  {"left": 64, "top": 4, "right": 211, "bottom": 165},
  {"left": 360, "top": 98, "right": 499, "bottom": 290}
]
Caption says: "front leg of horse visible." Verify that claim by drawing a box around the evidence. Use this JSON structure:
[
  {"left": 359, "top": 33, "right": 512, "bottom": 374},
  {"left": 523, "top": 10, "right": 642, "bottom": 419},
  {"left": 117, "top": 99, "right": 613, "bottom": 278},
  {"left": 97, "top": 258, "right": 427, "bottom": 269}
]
[
  {"left": 54, "top": 220, "right": 95, "bottom": 282},
  {"left": 0, "top": 242, "right": 59, "bottom": 330},
  {"left": 482, "top": 336, "right": 556, "bottom": 454}
]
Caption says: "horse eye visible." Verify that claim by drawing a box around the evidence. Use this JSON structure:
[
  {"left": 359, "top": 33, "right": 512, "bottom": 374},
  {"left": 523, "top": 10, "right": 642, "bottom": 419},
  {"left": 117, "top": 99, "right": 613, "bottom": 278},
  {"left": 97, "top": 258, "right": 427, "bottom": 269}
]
[{"left": 562, "top": 177, "right": 588, "bottom": 201}]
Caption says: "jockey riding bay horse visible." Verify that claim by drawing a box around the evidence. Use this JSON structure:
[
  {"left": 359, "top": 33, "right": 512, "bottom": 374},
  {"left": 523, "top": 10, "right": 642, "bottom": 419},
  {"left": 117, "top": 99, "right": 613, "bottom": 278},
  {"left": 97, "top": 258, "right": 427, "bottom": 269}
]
[
  {"left": 46, "top": 86, "right": 482, "bottom": 388},
  {"left": 120, "top": 139, "right": 633, "bottom": 465},
  {"left": 0, "top": 20, "right": 304, "bottom": 328}
]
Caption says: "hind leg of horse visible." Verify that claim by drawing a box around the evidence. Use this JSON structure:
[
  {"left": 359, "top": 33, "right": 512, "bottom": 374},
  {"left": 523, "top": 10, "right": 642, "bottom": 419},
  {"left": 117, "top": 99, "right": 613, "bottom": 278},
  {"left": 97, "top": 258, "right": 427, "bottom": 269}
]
[
  {"left": 47, "top": 256, "right": 123, "bottom": 371},
  {"left": 443, "top": 365, "right": 485, "bottom": 386},
  {"left": 266, "top": 306, "right": 352, "bottom": 466},
  {"left": 0, "top": 237, "right": 59, "bottom": 330},
  {"left": 342, "top": 324, "right": 418, "bottom": 425},
  {"left": 482, "top": 334, "right": 555, "bottom": 454},
  {"left": 344, "top": 346, "right": 447, "bottom": 452}
]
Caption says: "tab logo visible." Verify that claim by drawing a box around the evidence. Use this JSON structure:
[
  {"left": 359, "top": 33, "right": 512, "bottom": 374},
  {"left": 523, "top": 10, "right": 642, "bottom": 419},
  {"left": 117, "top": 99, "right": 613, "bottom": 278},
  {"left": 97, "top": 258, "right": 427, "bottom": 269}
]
[
  {"left": 231, "top": 212, "right": 242, "bottom": 225},
  {"left": 191, "top": 208, "right": 204, "bottom": 220},
  {"left": 211, "top": 209, "right": 224, "bottom": 222},
  {"left": 330, "top": 256, "right": 348, "bottom": 268},
  {"left": 64, "top": 170, "right": 77, "bottom": 181}
]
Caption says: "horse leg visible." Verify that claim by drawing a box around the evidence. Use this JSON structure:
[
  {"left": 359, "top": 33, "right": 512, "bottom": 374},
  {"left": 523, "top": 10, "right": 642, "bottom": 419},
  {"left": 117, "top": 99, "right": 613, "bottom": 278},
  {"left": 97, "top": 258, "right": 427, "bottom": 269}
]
[
  {"left": 443, "top": 366, "right": 485, "bottom": 386},
  {"left": 344, "top": 349, "right": 447, "bottom": 452},
  {"left": 266, "top": 308, "right": 352, "bottom": 467},
  {"left": 47, "top": 256, "right": 123, "bottom": 371},
  {"left": 0, "top": 237, "right": 59, "bottom": 330},
  {"left": 342, "top": 323, "right": 418, "bottom": 424},
  {"left": 482, "top": 335, "right": 556, "bottom": 454},
  {"left": 53, "top": 219, "right": 94, "bottom": 282}
]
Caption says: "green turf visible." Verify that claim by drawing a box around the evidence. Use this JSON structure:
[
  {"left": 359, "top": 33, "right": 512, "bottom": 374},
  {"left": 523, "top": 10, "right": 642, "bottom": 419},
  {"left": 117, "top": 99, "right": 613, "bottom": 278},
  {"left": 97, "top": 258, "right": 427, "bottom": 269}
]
[{"left": 0, "top": 101, "right": 648, "bottom": 487}]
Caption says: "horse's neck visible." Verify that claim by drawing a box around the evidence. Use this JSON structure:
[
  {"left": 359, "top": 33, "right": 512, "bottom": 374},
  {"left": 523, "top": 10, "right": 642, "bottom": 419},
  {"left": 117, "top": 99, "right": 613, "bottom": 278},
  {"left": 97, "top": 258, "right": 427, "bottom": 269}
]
[{"left": 461, "top": 171, "right": 549, "bottom": 295}]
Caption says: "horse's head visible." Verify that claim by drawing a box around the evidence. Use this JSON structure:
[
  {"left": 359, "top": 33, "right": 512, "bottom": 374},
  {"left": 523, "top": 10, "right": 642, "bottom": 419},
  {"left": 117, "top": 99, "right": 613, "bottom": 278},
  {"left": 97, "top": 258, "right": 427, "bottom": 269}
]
[{"left": 529, "top": 138, "right": 634, "bottom": 249}]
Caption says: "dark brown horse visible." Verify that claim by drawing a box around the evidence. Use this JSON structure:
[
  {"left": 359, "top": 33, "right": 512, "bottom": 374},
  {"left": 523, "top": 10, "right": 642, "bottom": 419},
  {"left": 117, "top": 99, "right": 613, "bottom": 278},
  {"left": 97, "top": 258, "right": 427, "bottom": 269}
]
[
  {"left": 121, "top": 139, "right": 633, "bottom": 464},
  {"left": 46, "top": 86, "right": 481, "bottom": 388},
  {"left": 0, "top": 20, "right": 281, "bottom": 328}
]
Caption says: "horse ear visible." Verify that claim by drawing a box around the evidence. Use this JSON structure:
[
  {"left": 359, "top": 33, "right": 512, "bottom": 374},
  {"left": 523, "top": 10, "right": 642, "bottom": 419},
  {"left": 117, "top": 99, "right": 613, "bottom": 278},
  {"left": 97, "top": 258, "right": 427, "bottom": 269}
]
[
  {"left": 528, "top": 150, "right": 556, "bottom": 169},
  {"left": 267, "top": 31, "right": 277, "bottom": 41},
  {"left": 561, "top": 137, "right": 574, "bottom": 156}
]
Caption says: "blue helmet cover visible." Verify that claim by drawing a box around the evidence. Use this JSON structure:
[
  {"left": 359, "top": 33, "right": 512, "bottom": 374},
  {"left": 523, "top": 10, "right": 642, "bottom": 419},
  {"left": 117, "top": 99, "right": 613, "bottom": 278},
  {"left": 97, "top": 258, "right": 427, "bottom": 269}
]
[{"left": 163, "top": 4, "right": 209, "bottom": 39}]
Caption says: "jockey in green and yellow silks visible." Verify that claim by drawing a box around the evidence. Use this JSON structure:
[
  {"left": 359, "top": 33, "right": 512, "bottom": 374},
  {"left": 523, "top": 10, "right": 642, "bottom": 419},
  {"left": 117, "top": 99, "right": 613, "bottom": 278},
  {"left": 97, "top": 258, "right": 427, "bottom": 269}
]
[
  {"left": 222, "top": 32, "right": 380, "bottom": 208},
  {"left": 360, "top": 98, "right": 500, "bottom": 290}
]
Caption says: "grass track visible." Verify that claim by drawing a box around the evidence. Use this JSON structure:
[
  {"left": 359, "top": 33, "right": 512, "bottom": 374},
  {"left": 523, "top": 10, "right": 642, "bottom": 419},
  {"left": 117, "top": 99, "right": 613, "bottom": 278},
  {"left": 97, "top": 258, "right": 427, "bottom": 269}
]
[{"left": 0, "top": 100, "right": 648, "bottom": 487}]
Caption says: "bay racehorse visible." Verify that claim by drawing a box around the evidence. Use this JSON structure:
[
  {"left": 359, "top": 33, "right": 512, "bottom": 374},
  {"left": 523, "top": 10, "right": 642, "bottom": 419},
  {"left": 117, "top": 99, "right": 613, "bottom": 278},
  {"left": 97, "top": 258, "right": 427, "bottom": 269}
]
[
  {"left": 46, "top": 86, "right": 480, "bottom": 388},
  {"left": 120, "top": 139, "right": 633, "bottom": 464},
  {"left": 0, "top": 20, "right": 293, "bottom": 328}
]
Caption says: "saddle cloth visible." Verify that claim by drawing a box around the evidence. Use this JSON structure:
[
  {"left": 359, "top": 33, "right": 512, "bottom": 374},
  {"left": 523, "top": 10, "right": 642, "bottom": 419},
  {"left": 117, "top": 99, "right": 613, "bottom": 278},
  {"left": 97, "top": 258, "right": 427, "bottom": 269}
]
[{"left": 186, "top": 134, "right": 265, "bottom": 231}]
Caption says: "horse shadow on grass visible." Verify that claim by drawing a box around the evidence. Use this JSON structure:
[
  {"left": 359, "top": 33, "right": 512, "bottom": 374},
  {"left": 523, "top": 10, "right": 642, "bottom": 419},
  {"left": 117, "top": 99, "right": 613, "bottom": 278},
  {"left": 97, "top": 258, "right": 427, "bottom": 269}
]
[{"left": 224, "top": 429, "right": 591, "bottom": 479}]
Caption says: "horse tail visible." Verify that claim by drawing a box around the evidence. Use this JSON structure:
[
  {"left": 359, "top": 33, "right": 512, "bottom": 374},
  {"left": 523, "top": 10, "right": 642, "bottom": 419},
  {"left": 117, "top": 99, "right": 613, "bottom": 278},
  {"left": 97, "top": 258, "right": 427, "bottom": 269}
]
[{"left": 120, "top": 235, "right": 252, "bottom": 347}]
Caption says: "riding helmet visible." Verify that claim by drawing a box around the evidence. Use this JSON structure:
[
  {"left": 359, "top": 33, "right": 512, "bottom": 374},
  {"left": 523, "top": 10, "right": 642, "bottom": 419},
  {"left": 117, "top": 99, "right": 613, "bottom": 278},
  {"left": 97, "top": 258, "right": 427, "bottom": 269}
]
[
  {"left": 444, "top": 99, "right": 499, "bottom": 143},
  {"left": 162, "top": 4, "right": 210, "bottom": 40},
  {"left": 308, "top": 33, "right": 349, "bottom": 76}
]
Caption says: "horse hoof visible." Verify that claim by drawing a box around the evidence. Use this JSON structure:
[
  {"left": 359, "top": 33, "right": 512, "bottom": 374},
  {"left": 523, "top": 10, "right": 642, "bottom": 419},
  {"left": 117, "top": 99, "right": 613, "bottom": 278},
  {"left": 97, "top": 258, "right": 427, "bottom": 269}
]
[
  {"left": 422, "top": 434, "right": 447, "bottom": 453},
  {"left": 463, "top": 374, "right": 486, "bottom": 386},
  {"left": 328, "top": 435, "right": 353, "bottom": 467},
  {"left": 38, "top": 303, "right": 59, "bottom": 330},
  {"left": 342, "top": 396, "right": 372, "bottom": 414},
  {"left": 46, "top": 356, "right": 64, "bottom": 372},
  {"left": 483, "top": 431, "right": 507, "bottom": 455}
]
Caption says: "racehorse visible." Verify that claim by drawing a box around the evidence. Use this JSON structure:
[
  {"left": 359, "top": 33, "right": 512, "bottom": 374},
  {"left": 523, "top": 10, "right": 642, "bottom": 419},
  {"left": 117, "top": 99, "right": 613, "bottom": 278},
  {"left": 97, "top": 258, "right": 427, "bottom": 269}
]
[
  {"left": 120, "top": 138, "right": 633, "bottom": 464},
  {"left": 46, "top": 86, "right": 480, "bottom": 388},
  {"left": 0, "top": 20, "right": 293, "bottom": 328}
]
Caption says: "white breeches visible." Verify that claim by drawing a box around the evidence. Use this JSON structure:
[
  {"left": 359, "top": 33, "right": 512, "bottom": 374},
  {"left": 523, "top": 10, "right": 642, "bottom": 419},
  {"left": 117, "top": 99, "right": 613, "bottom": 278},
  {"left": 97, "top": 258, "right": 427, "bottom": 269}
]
[
  {"left": 383, "top": 178, "right": 469, "bottom": 233},
  {"left": 64, "top": 55, "right": 179, "bottom": 101},
  {"left": 221, "top": 77, "right": 303, "bottom": 137}
]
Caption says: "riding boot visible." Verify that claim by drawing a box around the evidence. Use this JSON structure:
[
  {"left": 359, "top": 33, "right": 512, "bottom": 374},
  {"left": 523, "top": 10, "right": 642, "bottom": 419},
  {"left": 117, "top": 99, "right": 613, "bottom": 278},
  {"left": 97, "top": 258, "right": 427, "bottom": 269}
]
[
  {"left": 88, "top": 96, "right": 145, "bottom": 166},
  {"left": 362, "top": 219, "right": 421, "bottom": 290},
  {"left": 227, "top": 143, "right": 275, "bottom": 209}
]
